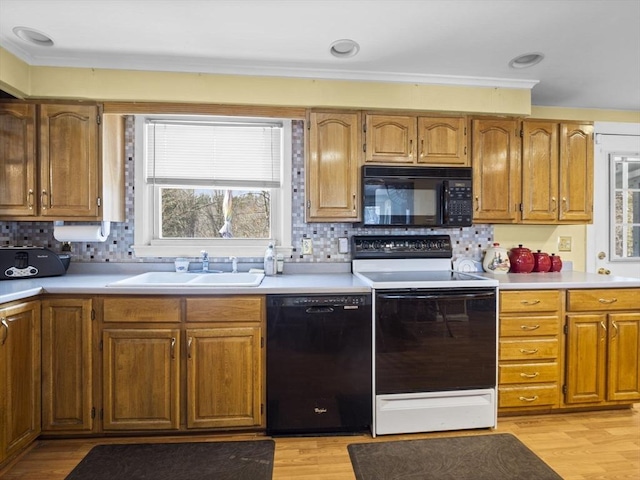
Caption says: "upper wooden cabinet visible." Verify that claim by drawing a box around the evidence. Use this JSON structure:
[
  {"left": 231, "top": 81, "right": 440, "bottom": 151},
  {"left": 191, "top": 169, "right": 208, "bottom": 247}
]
[
  {"left": 0, "top": 101, "right": 125, "bottom": 221},
  {"left": 0, "top": 103, "right": 36, "bottom": 217},
  {"left": 471, "top": 118, "right": 521, "bottom": 223},
  {"left": 521, "top": 121, "right": 593, "bottom": 223},
  {"left": 364, "top": 114, "right": 468, "bottom": 166},
  {"left": 307, "top": 111, "right": 361, "bottom": 222}
]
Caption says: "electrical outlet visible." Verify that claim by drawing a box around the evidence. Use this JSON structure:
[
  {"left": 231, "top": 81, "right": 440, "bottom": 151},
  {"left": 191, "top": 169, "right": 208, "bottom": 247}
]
[
  {"left": 302, "top": 238, "right": 313, "bottom": 255},
  {"left": 558, "top": 236, "right": 572, "bottom": 252}
]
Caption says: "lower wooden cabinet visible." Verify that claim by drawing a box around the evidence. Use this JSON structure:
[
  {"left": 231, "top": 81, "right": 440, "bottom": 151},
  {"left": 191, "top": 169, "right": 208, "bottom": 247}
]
[
  {"left": 498, "top": 290, "right": 562, "bottom": 412},
  {"left": 41, "top": 298, "right": 95, "bottom": 434},
  {"left": 565, "top": 288, "right": 640, "bottom": 405},
  {"left": 0, "top": 300, "right": 41, "bottom": 465},
  {"left": 102, "top": 328, "right": 181, "bottom": 430},
  {"left": 100, "top": 295, "right": 265, "bottom": 432}
]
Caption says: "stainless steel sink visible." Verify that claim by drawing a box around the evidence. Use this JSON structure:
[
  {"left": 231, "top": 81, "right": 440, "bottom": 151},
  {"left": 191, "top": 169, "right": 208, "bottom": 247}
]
[{"left": 107, "top": 271, "right": 264, "bottom": 287}]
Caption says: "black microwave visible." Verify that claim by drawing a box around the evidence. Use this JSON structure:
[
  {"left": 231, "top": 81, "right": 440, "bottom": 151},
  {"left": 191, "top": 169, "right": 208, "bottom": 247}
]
[{"left": 361, "top": 166, "right": 473, "bottom": 227}]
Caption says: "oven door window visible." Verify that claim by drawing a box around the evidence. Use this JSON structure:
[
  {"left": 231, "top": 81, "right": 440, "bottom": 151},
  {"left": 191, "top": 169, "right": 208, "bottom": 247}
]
[
  {"left": 375, "top": 289, "right": 497, "bottom": 394},
  {"left": 363, "top": 178, "right": 439, "bottom": 226}
]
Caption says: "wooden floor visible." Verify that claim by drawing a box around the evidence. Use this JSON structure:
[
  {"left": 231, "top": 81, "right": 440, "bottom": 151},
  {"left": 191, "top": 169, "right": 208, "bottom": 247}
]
[{"left": 2, "top": 406, "right": 639, "bottom": 480}]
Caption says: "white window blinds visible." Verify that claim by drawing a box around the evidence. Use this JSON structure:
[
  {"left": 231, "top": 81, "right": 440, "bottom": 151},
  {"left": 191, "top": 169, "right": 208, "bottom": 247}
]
[{"left": 146, "top": 119, "right": 283, "bottom": 188}]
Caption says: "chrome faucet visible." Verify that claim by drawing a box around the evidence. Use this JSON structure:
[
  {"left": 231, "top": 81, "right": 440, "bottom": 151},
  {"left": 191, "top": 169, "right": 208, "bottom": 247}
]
[
  {"left": 200, "top": 250, "right": 209, "bottom": 272},
  {"left": 230, "top": 256, "right": 238, "bottom": 273}
]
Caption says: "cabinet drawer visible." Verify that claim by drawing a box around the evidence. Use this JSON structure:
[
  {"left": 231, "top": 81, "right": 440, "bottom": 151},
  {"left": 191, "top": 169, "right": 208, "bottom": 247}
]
[
  {"left": 103, "top": 297, "right": 181, "bottom": 323},
  {"left": 499, "top": 362, "right": 558, "bottom": 384},
  {"left": 500, "top": 316, "right": 560, "bottom": 337},
  {"left": 500, "top": 290, "right": 561, "bottom": 313},
  {"left": 498, "top": 384, "right": 558, "bottom": 408},
  {"left": 499, "top": 338, "right": 558, "bottom": 361},
  {"left": 567, "top": 288, "right": 640, "bottom": 312},
  {"left": 186, "top": 295, "right": 264, "bottom": 322}
]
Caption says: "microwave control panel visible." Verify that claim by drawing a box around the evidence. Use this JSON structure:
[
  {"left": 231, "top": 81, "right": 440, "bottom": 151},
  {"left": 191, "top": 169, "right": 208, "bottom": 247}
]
[{"left": 444, "top": 180, "right": 472, "bottom": 225}]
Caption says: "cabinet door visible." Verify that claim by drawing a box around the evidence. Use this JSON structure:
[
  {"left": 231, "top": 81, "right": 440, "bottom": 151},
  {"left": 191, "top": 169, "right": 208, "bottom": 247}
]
[
  {"left": 0, "top": 103, "right": 37, "bottom": 217},
  {"left": 41, "top": 298, "right": 94, "bottom": 433},
  {"left": 0, "top": 301, "right": 41, "bottom": 464},
  {"left": 39, "top": 104, "right": 100, "bottom": 218},
  {"left": 417, "top": 116, "right": 468, "bottom": 165},
  {"left": 365, "top": 114, "right": 416, "bottom": 163},
  {"left": 565, "top": 314, "right": 607, "bottom": 404},
  {"left": 307, "top": 111, "right": 361, "bottom": 221},
  {"left": 521, "top": 121, "right": 559, "bottom": 222},
  {"left": 103, "top": 328, "right": 180, "bottom": 430},
  {"left": 471, "top": 118, "right": 520, "bottom": 222},
  {"left": 186, "top": 326, "right": 263, "bottom": 429},
  {"left": 608, "top": 313, "right": 640, "bottom": 401},
  {"left": 559, "top": 122, "right": 593, "bottom": 222}
]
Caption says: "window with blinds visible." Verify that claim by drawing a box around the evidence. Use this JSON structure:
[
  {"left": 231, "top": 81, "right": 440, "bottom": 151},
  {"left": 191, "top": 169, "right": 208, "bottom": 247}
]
[{"left": 133, "top": 115, "right": 292, "bottom": 257}]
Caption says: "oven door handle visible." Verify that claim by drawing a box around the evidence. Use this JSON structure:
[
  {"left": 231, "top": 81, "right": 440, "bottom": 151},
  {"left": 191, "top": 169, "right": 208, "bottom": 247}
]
[{"left": 377, "top": 293, "right": 495, "bottom": 301}]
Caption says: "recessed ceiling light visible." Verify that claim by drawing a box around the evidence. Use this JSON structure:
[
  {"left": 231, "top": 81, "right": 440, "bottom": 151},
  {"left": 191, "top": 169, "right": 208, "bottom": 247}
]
[
  {"left": 330, "top": 39, "right": 360, "bottom": 58},
  {"left": 13, "top": 26, "right": 54, "bottom": 47},
  {"left": 509, "top": 52, "right": 544, "bottom": 69}
]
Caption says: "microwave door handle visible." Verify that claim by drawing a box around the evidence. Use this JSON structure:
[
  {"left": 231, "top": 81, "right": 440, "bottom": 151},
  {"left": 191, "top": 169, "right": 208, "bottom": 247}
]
[{"left": 442, "top": 181, "right": 449, "bottom": 224}]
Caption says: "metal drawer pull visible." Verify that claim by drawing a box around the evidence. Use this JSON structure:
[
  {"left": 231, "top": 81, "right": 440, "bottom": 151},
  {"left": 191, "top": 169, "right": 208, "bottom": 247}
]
[
  {"left": 520, "top": 324, "right": 540, "bottom": 331},
  {"left": 519, "top": 348, "right": 539, "bottom": 354},
  {"left": 170, "top": 337, "right": 176, "bottom": 359},
  {"left": 520, "top": 299, "right": 541, "bottom": 306},
  {"left": 598, "top": 298, "right": 617, "bottom": 304},
  {"left": 520, "top": 372, "right": 539, "bottom": 378},
  {"left": 612, "top": 321, "right": 619, "bottom": 339},
  {"left": 187, "top": 337, "right": 193, "bottom": 358},
  {"left": 519, "top": 395, "right": 539, "bottom": 402}
]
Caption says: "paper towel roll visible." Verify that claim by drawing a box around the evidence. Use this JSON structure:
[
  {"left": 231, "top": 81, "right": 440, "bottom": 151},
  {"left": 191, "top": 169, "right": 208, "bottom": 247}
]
[{"left": 53, "top": 223, "right": 110, "bottom": 242}]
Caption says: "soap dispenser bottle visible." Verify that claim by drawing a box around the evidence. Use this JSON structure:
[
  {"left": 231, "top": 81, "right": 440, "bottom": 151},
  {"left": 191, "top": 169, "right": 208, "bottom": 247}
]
[{"left": 264, "top": 243, "right": 276, "bottom": 276}]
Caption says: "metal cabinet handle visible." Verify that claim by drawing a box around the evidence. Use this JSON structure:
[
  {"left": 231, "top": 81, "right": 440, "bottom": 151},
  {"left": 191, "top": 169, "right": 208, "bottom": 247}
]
[
  {"left": 519, "top": 348, "right": 539, "bottom": 355},
  {"left": 352, "top": 194, "right": 356, "bottom": 212},
  {"left": 27, "top": 189, "right": 34, "bottom": 209},
  {"left": 611, "top": 321, "right": 619, "bottom": 340},
  {"left": 41, "top": 190, "right": 48, "bottom": 209},
  {"left": 598, "top": 297, "right": 617, "bottom": 304},
  {"left": 420, "top": 139, "right": 424, "bottom": 158},
  {"left": 519, "top": 395, "right": 539, "bottom": 402},
  {"left": 520, "top": 372, "right": 540, "bottom": 379},
  {"left": 600, "top": 321, "right": 607, "bottom": 340},
  {"left": 551, "top": 196, "right": 557, "bottom": 212},
  {"left": 1, "top": 318, "right": 8, "bottom": 345},
  {"left": 187, "top": 337, "right": 193, "bottom": 358},
  {"left": 409, "top": 139, "right": 413, "bottom": 158},
  {"left": 170, "top": 337, "right": 176, "bottom": 359},
  {"left": 520, "top": 324, "right": 540, "bottom": 331},
  {"left": 520, "top": 299, "right": 541, "bottom": 306},
  {"left": 561, "top": 197, "right": 567, "bottom": 212},
  {"left": 475, "top": 196, "right": 480, "bottom": 211}
]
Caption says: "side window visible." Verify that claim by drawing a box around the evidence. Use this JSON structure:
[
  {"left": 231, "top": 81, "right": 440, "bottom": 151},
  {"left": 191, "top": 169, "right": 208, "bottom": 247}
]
[{"left": 611, "top": 153, "right": 640, "bottom": 260}]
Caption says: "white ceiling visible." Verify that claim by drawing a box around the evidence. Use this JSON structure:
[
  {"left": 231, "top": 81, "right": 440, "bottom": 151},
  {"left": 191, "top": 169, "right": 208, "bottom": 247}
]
[{"left": 1, "top": 0, "right": 639, "bottom": 111}]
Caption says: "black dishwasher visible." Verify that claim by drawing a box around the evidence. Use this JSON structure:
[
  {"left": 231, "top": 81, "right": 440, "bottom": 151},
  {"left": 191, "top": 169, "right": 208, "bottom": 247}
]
[{"left": 266, "top": 294, "right": 372, "bottom": 435}]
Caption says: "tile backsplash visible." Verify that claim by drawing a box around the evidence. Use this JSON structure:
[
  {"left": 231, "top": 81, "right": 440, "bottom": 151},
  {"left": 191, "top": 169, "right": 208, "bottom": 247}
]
[{"left": 1, "top": 118, "right": 494, "bottom": 264}]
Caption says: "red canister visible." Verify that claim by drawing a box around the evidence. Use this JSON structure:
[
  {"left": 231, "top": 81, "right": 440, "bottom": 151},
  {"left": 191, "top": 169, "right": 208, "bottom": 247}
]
[
  {"left": 550, "top": 253, "right": 563, "bottom": 272},
  {"left": 508, "top": 245, "right": 535, "bottom": 273},
  {"left": 532, "top": 250, "right": 552, "bottom": 272}
]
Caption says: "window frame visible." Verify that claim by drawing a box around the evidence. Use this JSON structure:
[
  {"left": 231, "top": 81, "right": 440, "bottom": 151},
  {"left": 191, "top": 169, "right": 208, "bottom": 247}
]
[
  {"left": 132, "top": 115, "right": 293, "bottom": 258},
  {"left": 609, "top": 151, "right": 640, "bottom": 261}
]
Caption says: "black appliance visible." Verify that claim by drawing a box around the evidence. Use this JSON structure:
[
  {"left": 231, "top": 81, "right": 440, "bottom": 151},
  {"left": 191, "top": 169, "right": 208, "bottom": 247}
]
[
  {"left": 0, "top": 247, "right": 70, "bottom": 280},
  {"left": 352, "top": 235, "right": 498, "bottom": 436},
  {"left": 361, "top": 165, "right": 473, "bottom": 227},
  {"left": 266, "top": 294, "right": 372, "bottom": 435}
]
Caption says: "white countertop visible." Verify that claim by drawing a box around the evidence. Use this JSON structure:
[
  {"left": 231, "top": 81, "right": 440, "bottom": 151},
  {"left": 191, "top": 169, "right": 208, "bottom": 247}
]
[
  {"left": 1, "top": 269, "right": 638, "bottom": 305},
  {"left": 480, "top": 270, "right": 640, "bottom": 289}
]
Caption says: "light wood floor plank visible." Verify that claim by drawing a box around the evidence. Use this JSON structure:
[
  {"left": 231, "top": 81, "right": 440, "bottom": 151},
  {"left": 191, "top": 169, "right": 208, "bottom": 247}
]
[{"left": 1, "top": 406, "right": 638, "bottom": 480}]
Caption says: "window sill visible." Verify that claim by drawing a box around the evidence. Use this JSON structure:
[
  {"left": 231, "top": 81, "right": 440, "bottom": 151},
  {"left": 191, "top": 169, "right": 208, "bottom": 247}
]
[{"left": 132, "top": 244, "right": 293, "bottom": 259}]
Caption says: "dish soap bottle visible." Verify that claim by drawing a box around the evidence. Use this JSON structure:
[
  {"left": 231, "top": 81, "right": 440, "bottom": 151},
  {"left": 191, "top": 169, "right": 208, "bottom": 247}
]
[{"left": 264, "top": 243, "right": 276, "bottom": 276}]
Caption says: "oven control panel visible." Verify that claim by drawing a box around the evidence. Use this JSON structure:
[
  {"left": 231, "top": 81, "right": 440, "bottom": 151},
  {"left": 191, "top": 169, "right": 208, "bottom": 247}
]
[{"left": 351, "top": 235, "right": 452, "bottom": 259}]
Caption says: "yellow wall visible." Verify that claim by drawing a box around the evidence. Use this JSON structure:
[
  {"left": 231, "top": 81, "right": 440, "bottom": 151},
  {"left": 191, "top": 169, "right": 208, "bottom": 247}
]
[{"left": 493, "top": 225, "right": 586, "bottom": 272}]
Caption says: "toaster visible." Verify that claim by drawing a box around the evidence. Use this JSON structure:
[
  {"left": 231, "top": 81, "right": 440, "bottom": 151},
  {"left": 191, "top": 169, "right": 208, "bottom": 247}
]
[{"left": 0, "top": 246, "right": 70, "bottom": 280}]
